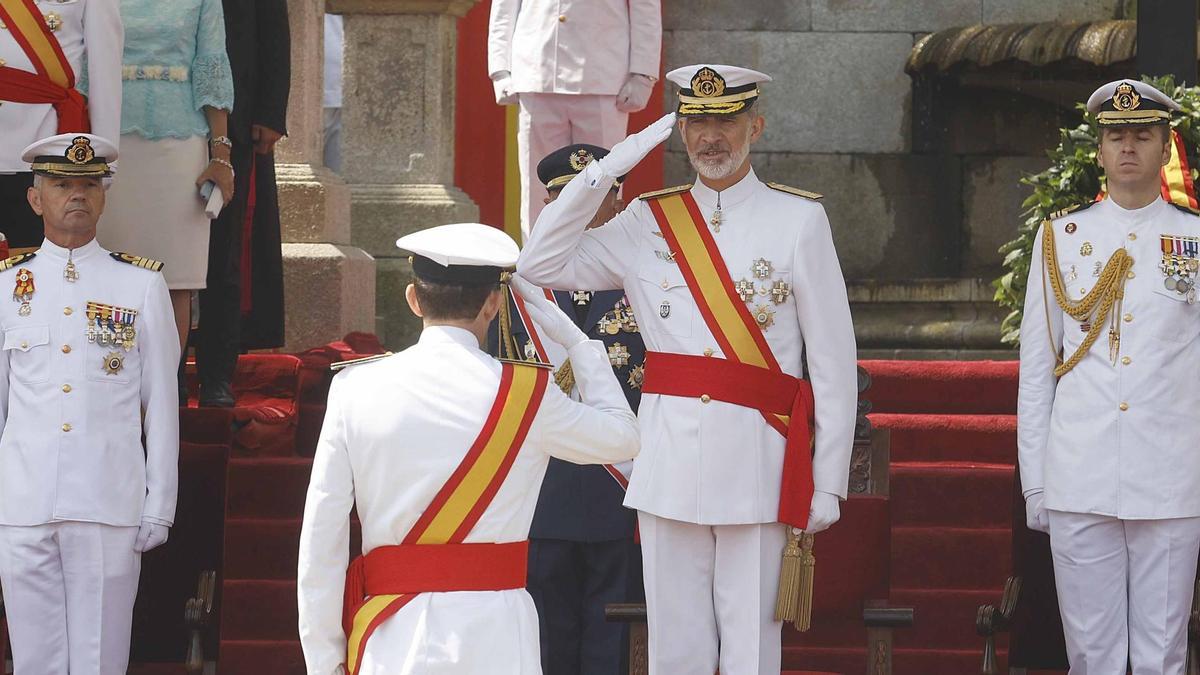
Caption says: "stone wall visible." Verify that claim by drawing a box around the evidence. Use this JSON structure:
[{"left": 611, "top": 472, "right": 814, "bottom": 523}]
[{"left": 661, "top": 0, "right": 1123, "bottom": 280}]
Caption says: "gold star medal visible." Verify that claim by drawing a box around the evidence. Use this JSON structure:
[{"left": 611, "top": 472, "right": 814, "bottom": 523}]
[
  {"left": 102, "top": 351, "right": 124, "bottom": 376},
  {"left": 753, "top": 304, "right": 775, "bottom": 330},
  {"left": 628, "top": 363, "right": 645, "bottom": 390},
  {"left": 607, "top": 342, "right": 630, "bottom": 368}
]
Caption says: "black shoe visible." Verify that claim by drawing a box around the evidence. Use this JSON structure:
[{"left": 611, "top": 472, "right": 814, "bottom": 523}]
[{"left": 199, "top": 379, "right": 235, "bottom": 408}]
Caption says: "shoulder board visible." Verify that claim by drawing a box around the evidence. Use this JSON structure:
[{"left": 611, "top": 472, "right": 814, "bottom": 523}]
[
  {"left": 765, "top": 182, "right": 823, "bottom": 200},
  {"left": 0, "top": 252, "right": 36, "bottom": 272},
  {"left": 637, "top": 184, "right": 692, "bottom": 201},
  {"left": 329, "top": 352, "right": 394, "bottom": 372},
  {"left": 110, "top": 252, "right": 164, "bottom": 271},
  {"left": 1048, "top": 202, "right": 1096, "bottom": 220},
  {"left": 497, "top": 358, "right": 554, "bottom": 370},
  {"left": 1170, "top": 202, "right": 1200, "bottom": 216}
]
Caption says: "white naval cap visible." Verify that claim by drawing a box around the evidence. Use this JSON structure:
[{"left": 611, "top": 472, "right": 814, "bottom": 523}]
[
  {"left": 1086, "top": 79, "right": 1180, "bottom": 127},
  {"left": 21, "top": 133, "right": 117, "bottom": 177},
  {"left": 665, "top": 64, "right": 771, "bottom": 116},
  {"left": 396, "top": 223, "right": 519, "bottom": 285}
]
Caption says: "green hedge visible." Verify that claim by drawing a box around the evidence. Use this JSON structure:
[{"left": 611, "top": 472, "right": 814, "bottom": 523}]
[{"left": 993, "top": 75, "right": 1200, "bottom": 346}]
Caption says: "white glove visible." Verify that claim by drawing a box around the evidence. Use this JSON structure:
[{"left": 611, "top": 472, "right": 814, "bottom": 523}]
[
  {"left": 511, "top": 275, "right": 588, "bottom": 350},
  {"left": 491, "top": 70, "right": 518, "bottom": 105},
  {"left": 134, "top": 520, "right": 170, "bottom": 552},
  {"left": 616, "top": 73, "right": 655, "bottom": 113},
  {"left": 1024, "top": 490, "right": 1049, "bottom": 533},
  {"left": 595, "top": 112, "right": 676, "bottom": 178},
  {"left": 803, "top": 491, "right": 841, "bottom": 534}
]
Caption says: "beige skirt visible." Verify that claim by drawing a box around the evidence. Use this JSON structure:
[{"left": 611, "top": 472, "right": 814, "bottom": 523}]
[{"left": 98, "top": 134, "right": 211, "bottom": 290}]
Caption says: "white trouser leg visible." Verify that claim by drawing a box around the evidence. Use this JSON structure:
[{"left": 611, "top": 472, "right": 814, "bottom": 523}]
[
  {"left": 517, "top": 93, "right": 571, "bottom": 241},
  {"left": 0, "top": 524, "right": 71, "bottom": 675},
  {"left": 1125, "top": 517, "right": 1200, "bottom": 675},
  {"left": 1049, "top": 510, "right": 1130, "bottom": 675},
  {"left": 563, "top": 94, "right": 628, "bottom": 200},
  {"left": 638, "top": 511, "right": 718, "bottom": 674},
  {"left": 713, "top": 522, "right": 785, "bottom": 675},
  {"left": 62, "top": 522, "right": 141, "bottom": 675}
]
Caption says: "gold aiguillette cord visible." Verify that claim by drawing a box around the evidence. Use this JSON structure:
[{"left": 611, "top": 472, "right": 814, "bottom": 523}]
[{"left": 774, "top": 528, "right": 815, "bottom": 631}]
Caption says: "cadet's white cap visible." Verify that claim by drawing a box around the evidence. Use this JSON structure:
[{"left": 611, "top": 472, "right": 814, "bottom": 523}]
[
  {"left": 665, "top": 64, "right": 771, "bottom": 116},
  {"left": 1086, "top": 79, "right": 1179, "bottom": 127},
  {"left": 21, "top": 133, "right": 117, "bottom": 177},
  {"left": 396, "top": 223, "right": 518, "bottom": 285}
]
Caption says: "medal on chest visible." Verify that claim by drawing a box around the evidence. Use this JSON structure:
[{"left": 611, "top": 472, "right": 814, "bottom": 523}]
[
  {"left": 85, "top": 301, "right": 138, "bottom": 351},
  {"left": 12, "top": 268, "right": 34, "bottom": 316},
  {"left": 1159, "top": 234, "right": 1200, "bottom": 303}
]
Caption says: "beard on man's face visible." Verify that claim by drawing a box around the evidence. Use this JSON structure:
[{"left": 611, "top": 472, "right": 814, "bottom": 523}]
[{"left": 687, "top": 138, "right": 750, "bottom": 180}]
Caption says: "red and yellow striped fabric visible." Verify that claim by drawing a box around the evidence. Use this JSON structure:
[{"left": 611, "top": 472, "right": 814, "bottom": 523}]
[{"left": 0, "top": 0, "right": 74, "bottom": 89}]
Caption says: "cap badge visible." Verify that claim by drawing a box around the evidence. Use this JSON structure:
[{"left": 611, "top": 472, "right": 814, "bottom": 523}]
[
  {"left": 568, "top": 149, "right": 594, "bottom": 171},
  {"left": 67, "top": 137, "right": 95, "bottom": 165},
  {"left": 1112, "top": 82, "right": 1141, "bottom": 112},
  {"left": 691, "top": 67, "right": 726, "bottom": 98}
]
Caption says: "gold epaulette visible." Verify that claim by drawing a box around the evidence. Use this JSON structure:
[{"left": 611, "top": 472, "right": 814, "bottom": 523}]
[
  {"left": 765, "top": 182, "right": 823, "bottom": 200},
  {"left": 0, "top": 252, "right": 36, "bottom": 272},
  {"left": 637, "top": 184, "right": 692, "bottom": 201},
  {"left": 1170, "top": 202, "right": 1200, "bottom": 216},
  {"left": 1048, "top": 202, "right": 1095, "bottom": 220},
  {"left": 498, "top": 358, "right": 553, "bottom": 370},
  {"left": 110, "top": 252, "right": 165, "bottom": 271},
  {"left": 329, "top": 352, "right": 394, "bottom": 372}
]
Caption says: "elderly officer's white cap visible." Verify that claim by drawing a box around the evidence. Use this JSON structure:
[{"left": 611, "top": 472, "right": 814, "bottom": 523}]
[
  {"left": 396, "top": 223, "right": 518, "bottom": 285},
  {"left": 665, "top": 64, "right": 771, "bottom": 116},
  {"left": 21, "top": 133, "right": 117, "bottom": 177},
  {"left": 1086, "top": 79, "right": 1180, "bottom": 127}
]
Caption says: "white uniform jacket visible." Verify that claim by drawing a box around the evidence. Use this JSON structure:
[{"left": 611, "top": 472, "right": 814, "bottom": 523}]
[
  {"left": 486, "top": 0, "right": 661, "bottom": 95},
  {"left": 0, "top": 0, "right": 123, "bottom": 173},
  {"left": 1019, "top": 197, "right": 1200, "bottom": 520},
  {"left": 517, "top": 165, "right": 859, "bottom": 525},
  {"left": 0, "top": 238, "right": 179, "bottom": 527},
  {"left": 296, "top": 326, "right": 639, "bottom": 675}
]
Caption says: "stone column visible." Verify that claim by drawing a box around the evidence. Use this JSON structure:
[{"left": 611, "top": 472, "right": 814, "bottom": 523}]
[
  {"left": 329, "top": 0, "right": 480, "bottom": 349},
  {"left": 275, "top": 0, "right": 375, "bottom": 352}
]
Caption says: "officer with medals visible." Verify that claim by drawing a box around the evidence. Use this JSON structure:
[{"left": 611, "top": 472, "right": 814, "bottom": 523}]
[
  {"left": 497, "top": 144, "right": 647, "bottom": 675},
  {"left": 518, "top": 65, "right": 858, "bottom": 674},
  {"left": 1019, "top": 80, "right": 1200, "bottom": 674},
  {"left": 0, "top": 133, "right": 178, "bottom": 673},
  {"left": 297, "top": 223, "right": 639, "bottom": 675},
  {"left": 0, "top": 0, "right": 123, "bottom": 247}
]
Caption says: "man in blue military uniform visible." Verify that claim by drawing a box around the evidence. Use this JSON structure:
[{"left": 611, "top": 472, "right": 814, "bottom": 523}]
[{"left": 491, "top": 144, "right": 645, "bottom": 675}]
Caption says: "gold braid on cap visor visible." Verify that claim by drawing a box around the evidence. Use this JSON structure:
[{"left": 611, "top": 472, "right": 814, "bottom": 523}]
[
  {"left": 30, "top": 162, "right": 111, "bottom": 176},
  {"left": 677, "top": 87, "right": 759, "bottom": 115},
  {"left": 1097, "top": 109, "right": 1171, "bottom": 125}
]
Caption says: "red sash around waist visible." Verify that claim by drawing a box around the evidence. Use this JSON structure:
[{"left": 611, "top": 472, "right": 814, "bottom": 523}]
[
  {"left": 641, "top": 351, "right": 816, "bottom": 527},
  {"left": 343, "top": 540, "right": 528, "bottom": 604},
  {"left": 0, "top": 67, "right": 89, "bottom": 133}
]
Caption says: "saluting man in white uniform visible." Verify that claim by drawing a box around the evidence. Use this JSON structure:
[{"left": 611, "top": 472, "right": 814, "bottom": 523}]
[
  {"left": 1019, "top": 80, "right": 1200, "bottom": 674},
  {"left": 487, "top": 0, "right": 661, "bottom": 239},
  {"left": 0, "top": 0, "right": 123, "bottom": 248},
  {"left": 297, "top": 223, "right": 639, "bottom": 675},
  {"left": 518, "top": 65, "right": 858, "bottom": 674},
  {"left": 0, "top": 133, "right": 178, "bottom": 674}
]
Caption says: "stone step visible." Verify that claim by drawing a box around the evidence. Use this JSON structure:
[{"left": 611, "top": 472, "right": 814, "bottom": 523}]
[{"left": 850, "top": 278, "right": 1011, "bottom": 358}]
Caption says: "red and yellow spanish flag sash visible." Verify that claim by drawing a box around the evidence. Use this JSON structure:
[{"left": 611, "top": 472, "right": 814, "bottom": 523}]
[
  {"left": 0, "top": 0, "right": 88, "bottom": 132},
  {"left": 343, "top": 363, "right": 549, "bottom": 675},
  {"left": 645, "top": 190, "right": 815, "bottom": 528},
  {"left": 510, "top": 287, "right": 630, "bottom": 490}
]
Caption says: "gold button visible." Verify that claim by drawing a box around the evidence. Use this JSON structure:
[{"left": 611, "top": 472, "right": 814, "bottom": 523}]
[
  {"left": 1124, "top": 313, "right": 1133, "bottom": 323},
  {"left": 61, "top": 344, "right": 71, "bottom": 354},
  {"left": 1119, "top": 402, "right": 1129, "bottom": 412},
  {"left": 1127, "top": 270, "right": 1135, "bottom": 279},
  {"left": 61, "top": 423, "right": 71, "bottom": 432},
  {"left": 1128, "top": 233, "right": 1137, "bottom": 241},
  {"left": 558, "top": 14, "right": 566, "bottom": 22},
  {"left": 63, "top": 307, "right": 72, "bottom": 316},
  {"left": 61, "top": 384, "right": 71, "bottom": 393},
  {"left": 661, "top": 281, "right": 669, "bottom": 289},
  {"left": 700, "top": 394, "right": 711, "bottom": 403},
  {"left": 19, "top": 341, "right": 28, "bottom": 349},
  {"left": 1080, "top": 288, "right": 1088, "bottom": 295},
  {"left": 703, "top": 347, "right": 714, "bottom": 357},
  {"left": 1121, "top": 356, "right": 1131, "bottom": 365}
]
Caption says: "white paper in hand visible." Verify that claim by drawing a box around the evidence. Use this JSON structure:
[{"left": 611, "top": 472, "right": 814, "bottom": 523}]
[{"left": 205, "top": 185, "right": 224, "bottom": 219}]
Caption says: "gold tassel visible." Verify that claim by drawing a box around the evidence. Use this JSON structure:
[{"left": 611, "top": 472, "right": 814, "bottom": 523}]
[{"left": 774, "top": 529, "right": 816, "bottom": 630}]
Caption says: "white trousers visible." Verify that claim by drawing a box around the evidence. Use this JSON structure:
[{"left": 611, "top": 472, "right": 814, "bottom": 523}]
[
  {"left": 0, "top": 522, "right": 142, "bottom": 675},
  {"left": 1049, "top": 510, "right": 1200, "bottom": 675},
  {"left": 516, "top": 92, "right": 628, "bottom": 240},
  {"left": 638, "top": 512, "right": 785, "bottom": 675}
]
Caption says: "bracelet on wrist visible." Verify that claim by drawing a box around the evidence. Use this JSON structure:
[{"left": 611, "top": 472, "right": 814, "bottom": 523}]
[
  {"left": 209, "top": 157, "right": 234, "bottom": 172},
  {"left": 209, "top": 135, "right": 233, "bottom": 149}
]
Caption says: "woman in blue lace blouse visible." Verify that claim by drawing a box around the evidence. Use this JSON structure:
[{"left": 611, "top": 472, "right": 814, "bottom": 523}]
[{"left": 99, "top": 0, "right": 235, "bottom": 351}]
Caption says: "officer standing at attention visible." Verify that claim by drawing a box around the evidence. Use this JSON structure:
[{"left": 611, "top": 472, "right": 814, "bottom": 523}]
[
  {"left": 518, "top": 65, "right": 858, "bottom": 674},
  {"left": 501, "top": 143, "right": 646, "bottom": 675},
  {"left": 0, "top": 0, "right": 123, "bottom": 248},
  {"left": 1019, "top": 79, "right": 1200, "bottom": 674},
  {"left": 0, "top": 133, "right": 178, "bottom": 673},
  {"left": 297, "top": 223, "right": 639, "bottom": 675}
]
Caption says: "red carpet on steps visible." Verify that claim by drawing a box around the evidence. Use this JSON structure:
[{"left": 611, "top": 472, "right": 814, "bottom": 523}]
[{"left": 202, "top": 354, "right": 1042, "bottom": 674}]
